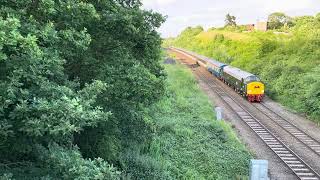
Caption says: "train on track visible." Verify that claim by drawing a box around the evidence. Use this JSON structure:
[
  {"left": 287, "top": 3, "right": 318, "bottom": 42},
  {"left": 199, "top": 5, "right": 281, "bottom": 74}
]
[{"left": 171, "top": 48, "right": 265, "bottom": 102}]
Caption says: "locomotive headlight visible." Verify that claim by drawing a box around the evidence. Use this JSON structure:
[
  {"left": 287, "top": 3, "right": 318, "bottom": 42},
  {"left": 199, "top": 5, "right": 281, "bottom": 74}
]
[
  {"left": 262, "top": 90, "right": 265, "bottom": 93},
  {"left": 248, "top": 90, "right": 252, "bottom": 93}
]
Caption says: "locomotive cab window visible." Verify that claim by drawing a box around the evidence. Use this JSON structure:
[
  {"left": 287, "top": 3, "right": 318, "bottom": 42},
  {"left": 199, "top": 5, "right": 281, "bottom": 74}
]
[{"left": 245, "top": 76, "right": 260, "bottom": 83}]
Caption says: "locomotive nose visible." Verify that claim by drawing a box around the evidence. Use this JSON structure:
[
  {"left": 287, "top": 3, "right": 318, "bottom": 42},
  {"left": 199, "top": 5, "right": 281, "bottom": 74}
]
[
  {"left": 247, "top": 82, "right": 265, "bottom": 95},
  {"left": 247, "top": 82, "right": 265, "bottom": 102}
]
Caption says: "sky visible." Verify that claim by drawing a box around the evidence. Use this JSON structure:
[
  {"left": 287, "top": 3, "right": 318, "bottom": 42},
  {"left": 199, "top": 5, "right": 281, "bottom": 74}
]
[{"left": 142, "top": 0, "right": 320, "bottom": 38}]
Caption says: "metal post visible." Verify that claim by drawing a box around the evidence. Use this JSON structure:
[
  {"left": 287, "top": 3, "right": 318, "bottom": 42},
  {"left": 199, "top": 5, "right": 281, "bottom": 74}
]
[
  {"left": 250, "top": 160, "right": 269, "bottom": 180},
  {"left": 215, "top": 107, "right": 223, "bottom": 121}
]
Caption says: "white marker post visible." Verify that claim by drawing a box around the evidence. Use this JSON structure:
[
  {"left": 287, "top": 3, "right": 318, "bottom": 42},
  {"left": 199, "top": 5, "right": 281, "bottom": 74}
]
[
  {"left": 215, "top": 107, "right": 223, "bottom": 121},
  {"left": 250, "top": 160, "right": 269, "bottom": 180}
]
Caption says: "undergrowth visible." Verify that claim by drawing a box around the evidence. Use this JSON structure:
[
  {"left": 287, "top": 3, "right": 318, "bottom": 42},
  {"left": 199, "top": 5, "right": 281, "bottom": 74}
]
[{"left": 145, "top": 62, "right": 252, "bottom": 179}]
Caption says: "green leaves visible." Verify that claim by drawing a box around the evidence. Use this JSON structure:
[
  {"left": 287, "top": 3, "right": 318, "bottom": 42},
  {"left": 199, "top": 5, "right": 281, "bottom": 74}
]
[
  {"left": 0, "top": 0, "right": 165, "bottom": 178},
  {"left": 0, "top": 17, "right": 21, "bottom": 61},
  {"left": 16, "top": 95, "right": 109, "bottom": 137},
  {"left": 38, "top": 143, "right": 121, "bottom": 179},
  {"left": 0, "top": 0, "right": 165, "bottom": 179},
  {"left": 268, "top": 12, "right": 293, "bottom": 30},
  {"left": 225, "top": 13, "right": 237, "bottom": 27}
]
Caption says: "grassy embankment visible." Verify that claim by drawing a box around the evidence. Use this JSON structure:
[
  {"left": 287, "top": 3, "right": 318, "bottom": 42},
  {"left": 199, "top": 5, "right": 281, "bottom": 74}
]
[
  {"left": 164, "top": 19, "right": 320, "bottom": 122},
  {"left": 144, "top": 56, "right": 252, "bottom": 179}
]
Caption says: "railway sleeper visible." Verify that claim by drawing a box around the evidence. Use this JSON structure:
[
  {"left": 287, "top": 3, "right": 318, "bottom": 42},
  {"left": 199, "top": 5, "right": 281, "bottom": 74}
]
[
  {"left": 257, "top": 132, "right": 270, "bottom": 135},
  {"left": 282, "top": 157, "right": 298, "bottom": 161},
  {"left": 267, "top": 142, "right": 281, "bottom": 145},
  {"left": 303, "top": 139, "right": 315, "bottom": 142},
  {"left": 261, "top": 135, "right": 273, "bottom": 138},
  {"left": 252, "top": 127, "right": 264, "bottom": 130},
  {"left": 296, "top": 134, "right": 308, "bottom": 137},
  {"left": 301, "top": 177, "right": 319, "bottom": 180},
  {"left": 294, "top": 168, "right": 313, "bottom": 172},
  {"left": 270, "top": 146, "right": 285, "bottom": 149},
  {"left": 275, "top": 150, "right": 290, "bottom": 154},
  {"left": 296, "top": 172, "right": 316, "bottom": 176},
  {"left": 246, "top": 121, "right": 258, "bottom": 124},
  {"left": 279, "top": 154, "right": 294, "bottom": 157},
  {"left": 257, "top": 133, "right": 269, "bottom": 136},
  {"left": 292, "top": 132, "right": 305, "bottom": 135},
  {"left": 310, "top": 145, "right": 320, "bottom": 147},
  {"left": 289, "top": 164, "right": 306, "bottom": 168},
  {"left": 285, "top": 160, "right": 302, "bottom": 164}
]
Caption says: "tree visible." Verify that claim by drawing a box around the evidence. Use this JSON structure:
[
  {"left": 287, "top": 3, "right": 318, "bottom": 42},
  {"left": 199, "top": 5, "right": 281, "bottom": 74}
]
[
  {"left": 225, "top": 13, "right": 237, "bottom": 27},
  {"left": 316, "top": 13, "right": 320, "bottom": 21},
  {"left": 0, "top": 0, "right": 165, "bottom": 178},
  {"left": 268, "top": 12, "right": 293, "bottom": 29}
]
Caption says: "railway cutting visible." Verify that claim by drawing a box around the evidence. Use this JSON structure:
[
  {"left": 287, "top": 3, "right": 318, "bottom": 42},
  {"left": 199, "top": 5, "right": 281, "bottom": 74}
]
[{"left": 169, "top": 47, "right": 320, "bottom": 180}]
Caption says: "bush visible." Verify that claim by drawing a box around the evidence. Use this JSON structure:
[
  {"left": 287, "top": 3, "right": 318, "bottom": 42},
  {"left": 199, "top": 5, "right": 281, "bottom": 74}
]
[{"left": 0, "top": 1, "right": 166, "bottom": 179}]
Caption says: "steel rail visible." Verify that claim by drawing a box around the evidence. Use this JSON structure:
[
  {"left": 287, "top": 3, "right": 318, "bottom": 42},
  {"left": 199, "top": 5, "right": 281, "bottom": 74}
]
[{"left": 253, "top": 102, "right": 320, "bottom": 157}]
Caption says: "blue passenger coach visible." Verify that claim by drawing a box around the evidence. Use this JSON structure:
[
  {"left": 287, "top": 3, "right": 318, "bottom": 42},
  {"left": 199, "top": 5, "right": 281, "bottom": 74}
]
[{"left": 206, "top": 59, "right": 227, "bottom": 79}]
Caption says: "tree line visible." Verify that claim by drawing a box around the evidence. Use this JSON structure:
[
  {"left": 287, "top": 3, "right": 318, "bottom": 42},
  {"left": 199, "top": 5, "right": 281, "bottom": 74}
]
[{"left": 225, "top": 12, "right": 297, "bottom": 30}]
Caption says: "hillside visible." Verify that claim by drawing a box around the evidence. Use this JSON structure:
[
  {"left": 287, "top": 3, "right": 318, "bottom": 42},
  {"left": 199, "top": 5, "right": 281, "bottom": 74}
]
[{"left": 165, "top": 15, "right": 320, "bottom": 122}]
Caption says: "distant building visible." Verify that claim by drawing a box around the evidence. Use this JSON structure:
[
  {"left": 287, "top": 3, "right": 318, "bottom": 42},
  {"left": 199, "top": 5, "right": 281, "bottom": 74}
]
[
  {"left": 255, "top": 21, "right": 268, "bottom": 31},
  {"left": 244, "top": 22, "right": 268, "bottom": 32},
  {"left": 246, "top": 24, "right": 255, "bottom": 31}
]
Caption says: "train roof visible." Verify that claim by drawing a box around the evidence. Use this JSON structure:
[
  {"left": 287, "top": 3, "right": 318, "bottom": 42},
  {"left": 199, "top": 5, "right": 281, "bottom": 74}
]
[
  {"left": 206, "top": 58, "right": 227, "bottom": 68},
  {"left": 189, "top": 52, "right": 227, "bottom": 67},
  {"left": 172, "top": 47, "right": 259, "bottom": 81},
  {"left": 174, "top": 48, "right": 226, "bottom": 68},
  {"left": 223, "top": 66, "right": 255, "bottom": 80}
]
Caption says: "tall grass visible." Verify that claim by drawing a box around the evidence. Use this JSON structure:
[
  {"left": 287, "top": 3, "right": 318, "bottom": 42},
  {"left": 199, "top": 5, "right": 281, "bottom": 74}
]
[{"left": 145, "top": 62, "right": 252, "bottom": 179}]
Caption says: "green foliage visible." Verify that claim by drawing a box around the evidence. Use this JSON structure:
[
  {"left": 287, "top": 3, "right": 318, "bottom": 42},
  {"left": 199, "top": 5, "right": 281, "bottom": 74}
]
[
  {"left": 144, "top": 63, "right": 252, "bottom": 179},
  {"left": 0, "top": 0, "right": 166, "bottom": 179},
  {"left": 167, "top": 12, "right": 320, "bottom": 122},
  {"left": 214, "top": 34, "right": 225, "bottom": 42},
  {"left": 37, "top": 143, "right": 121, "bottom": 180},
  {"left": 225, "top": 13, "right": 237, "bottom": 27},
  {"left": 267, "top": 12, "right": 293, "bottom": 30},
  {"left": 120, "top": 149, "right": 172, "bottom": 179},
  {"left": 0, "top": 173, "right": 13, "bottom": 180}
]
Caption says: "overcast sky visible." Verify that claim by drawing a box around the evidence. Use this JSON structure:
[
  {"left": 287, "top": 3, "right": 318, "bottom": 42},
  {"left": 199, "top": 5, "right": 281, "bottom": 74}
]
[{"left": 142, "top": 0, "right": 320, "bottom": 38}]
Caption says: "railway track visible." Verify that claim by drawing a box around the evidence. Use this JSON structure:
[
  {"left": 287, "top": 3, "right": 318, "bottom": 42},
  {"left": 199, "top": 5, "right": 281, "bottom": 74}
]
[
  {"left": 254, "top": 103, "right": 320, "bottom": 157},
  {"left": 179, "top": 47, "right": 320, "bottom": 158},
  {"left": 198, "top": 69, "right": 320, "bottom": 180},
  {"left": 172, "top": 49, "right": 320, "bottom": 180}
]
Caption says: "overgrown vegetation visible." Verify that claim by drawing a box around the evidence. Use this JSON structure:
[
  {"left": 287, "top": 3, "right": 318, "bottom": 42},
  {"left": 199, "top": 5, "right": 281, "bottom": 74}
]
[
  {"left": 165, "top": 12, "right": 320, "bottom": 122},
  {"left": 145, "top": 61, "right": 252, "bottom": 179},
  {"left": 0, "top": 0, "right": 166, "bottom": 178}
]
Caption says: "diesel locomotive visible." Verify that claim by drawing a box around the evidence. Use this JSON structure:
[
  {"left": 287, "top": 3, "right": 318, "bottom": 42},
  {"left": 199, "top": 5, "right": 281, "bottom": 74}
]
[{"left": 172, "top": 48, "right": 265, "bottom": 102}]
